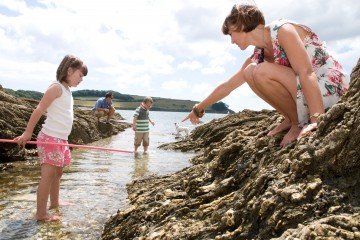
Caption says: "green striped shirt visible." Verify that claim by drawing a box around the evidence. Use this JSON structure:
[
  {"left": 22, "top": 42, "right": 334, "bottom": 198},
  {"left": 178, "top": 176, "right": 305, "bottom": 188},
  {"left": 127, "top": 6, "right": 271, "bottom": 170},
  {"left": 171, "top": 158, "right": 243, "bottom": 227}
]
[{"left": 133, "top": 106, "right": 150, "bottom": 132}]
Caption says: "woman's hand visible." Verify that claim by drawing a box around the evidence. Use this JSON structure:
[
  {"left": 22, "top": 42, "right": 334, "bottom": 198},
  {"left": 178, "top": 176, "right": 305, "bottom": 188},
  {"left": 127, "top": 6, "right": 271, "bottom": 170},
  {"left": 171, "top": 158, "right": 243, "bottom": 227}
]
[
  {"left": 183, "top": 104, "right": 205, "bottom": 124},
  {"left": 297, "top": 123, "right": 318, "bottom": 140},
  {"left": 182, "top": 110, "right": 200, "bottom": 124}
]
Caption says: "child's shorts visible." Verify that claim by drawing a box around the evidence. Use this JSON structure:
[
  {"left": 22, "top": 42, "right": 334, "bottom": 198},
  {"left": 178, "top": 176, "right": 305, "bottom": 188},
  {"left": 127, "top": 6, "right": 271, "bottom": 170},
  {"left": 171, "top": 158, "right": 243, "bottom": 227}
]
[
  {"left": 37, "top": 131, "right": 71, "bottom": 167},
  {"left": 134, "top": 132, "right": 149, "bottom": 147}
]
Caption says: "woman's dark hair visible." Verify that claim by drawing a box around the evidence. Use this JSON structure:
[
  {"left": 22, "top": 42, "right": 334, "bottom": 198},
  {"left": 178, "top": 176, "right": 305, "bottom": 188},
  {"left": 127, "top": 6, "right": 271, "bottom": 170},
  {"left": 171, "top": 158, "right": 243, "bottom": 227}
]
[
  {"left": 222, "top": 4, "right": 265, "bottom": 35},
  {"left": 56, "top": 54, "right": 88, "bottom": 83}
]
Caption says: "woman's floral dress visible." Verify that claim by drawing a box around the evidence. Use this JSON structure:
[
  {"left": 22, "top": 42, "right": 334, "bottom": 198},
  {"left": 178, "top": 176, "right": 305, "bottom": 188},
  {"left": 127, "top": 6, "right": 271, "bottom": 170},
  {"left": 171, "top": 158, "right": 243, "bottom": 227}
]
[{"left": 251, "top": 19, "right": 350, "bottom": 126}]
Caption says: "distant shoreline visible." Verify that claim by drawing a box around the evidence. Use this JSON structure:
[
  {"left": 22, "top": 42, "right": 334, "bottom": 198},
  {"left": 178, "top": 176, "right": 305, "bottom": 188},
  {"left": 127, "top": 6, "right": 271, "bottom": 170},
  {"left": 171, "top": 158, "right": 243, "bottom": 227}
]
[
  {"left": 75, "top": 105, "right": 230, "bottom": 114},
  {"left": 3, "top": 87, "right": 234, "bottom": 114}
]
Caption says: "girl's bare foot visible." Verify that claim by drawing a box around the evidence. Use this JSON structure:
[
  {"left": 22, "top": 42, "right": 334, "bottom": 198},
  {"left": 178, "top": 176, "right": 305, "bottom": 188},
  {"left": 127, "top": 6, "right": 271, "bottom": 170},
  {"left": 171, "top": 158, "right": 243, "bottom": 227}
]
[
  {"left": 280, "top": 125, "right": 302, "bottom": 147},
  {"left": 36, "top": 214, "right": 61, "bottom": 222},
  {"left": 49, "top": 201, "right": 72, "bottom": 209},
  {"left": 268, "top": 118, "right": 291, "bottom": 136},
  {"left": 59, "top": 200, "right": 72, "bottom": 206}
]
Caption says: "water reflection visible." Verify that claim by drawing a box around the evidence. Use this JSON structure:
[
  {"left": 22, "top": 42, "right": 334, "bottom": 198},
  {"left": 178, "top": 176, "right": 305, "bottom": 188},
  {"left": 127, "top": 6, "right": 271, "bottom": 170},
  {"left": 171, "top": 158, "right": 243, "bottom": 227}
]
[
  {"left": 0, "top": 111, "right": 224, "bottom": 239},
  {"left": 132, "top": 153, "right": 150, "bottom": 180},
  {"left": 0, "top": 137, "right": 193, "bottom": 239}
]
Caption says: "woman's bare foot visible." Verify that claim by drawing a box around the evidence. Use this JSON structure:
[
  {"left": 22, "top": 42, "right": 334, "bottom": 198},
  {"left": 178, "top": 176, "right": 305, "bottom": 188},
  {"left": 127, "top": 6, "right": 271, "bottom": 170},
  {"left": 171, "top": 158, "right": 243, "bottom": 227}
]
[
  {"left": 280, "top": 125, "right": 302, "bottom": 147},
  {"left": 298, "top": 123, "right": 318, "bottom": 140},
  {"left": 36, "top": 214, "right": 61, "bottom": 222},
  {"left": 267, "top": 118, "right": 291, "bottom": 136}
]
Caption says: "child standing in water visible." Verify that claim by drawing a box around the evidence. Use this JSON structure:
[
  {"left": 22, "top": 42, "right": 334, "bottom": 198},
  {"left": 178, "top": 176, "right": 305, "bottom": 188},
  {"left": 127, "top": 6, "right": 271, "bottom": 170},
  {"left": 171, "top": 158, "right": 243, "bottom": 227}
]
[
  {"left": 14, "top": 55, "right": 88, "bottom": 221},
  {"left": 132, "top": 97, "right": 155, "bottom": 154}
]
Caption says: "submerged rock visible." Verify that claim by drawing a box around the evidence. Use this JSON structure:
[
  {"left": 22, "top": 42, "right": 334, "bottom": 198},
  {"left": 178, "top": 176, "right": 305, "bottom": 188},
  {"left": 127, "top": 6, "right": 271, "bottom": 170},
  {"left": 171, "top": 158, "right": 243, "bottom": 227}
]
[
  {"left": 102, "top": 59, "right": 360, "bottom": 240},
  {"left": 0, "top": 89, "right": 131, "bottom": 163}
]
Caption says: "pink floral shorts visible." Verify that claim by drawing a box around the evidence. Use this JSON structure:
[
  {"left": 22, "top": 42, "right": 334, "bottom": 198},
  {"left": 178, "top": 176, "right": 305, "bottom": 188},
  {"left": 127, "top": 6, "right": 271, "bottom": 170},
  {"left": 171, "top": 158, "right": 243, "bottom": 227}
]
[{"left": 37, "top": 131, "right": 71, "bottom": 167}]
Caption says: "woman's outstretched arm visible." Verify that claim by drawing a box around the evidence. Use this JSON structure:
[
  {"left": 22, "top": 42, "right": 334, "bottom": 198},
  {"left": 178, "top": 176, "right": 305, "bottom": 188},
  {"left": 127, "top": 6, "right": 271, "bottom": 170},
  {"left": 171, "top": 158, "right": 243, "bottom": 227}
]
[{"left": 183, "top": 57, "right": 253, "bottom": 124}]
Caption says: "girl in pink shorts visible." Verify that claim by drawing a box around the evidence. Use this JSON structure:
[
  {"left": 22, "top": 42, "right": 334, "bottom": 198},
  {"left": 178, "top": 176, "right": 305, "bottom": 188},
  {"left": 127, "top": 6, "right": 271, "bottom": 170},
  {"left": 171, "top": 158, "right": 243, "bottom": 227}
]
[
  {"left": 14, "top": 55, "right": 87, "bottom": 221},
  {"left": 37, "top": 131, "right": 71, "bottom": 167}
]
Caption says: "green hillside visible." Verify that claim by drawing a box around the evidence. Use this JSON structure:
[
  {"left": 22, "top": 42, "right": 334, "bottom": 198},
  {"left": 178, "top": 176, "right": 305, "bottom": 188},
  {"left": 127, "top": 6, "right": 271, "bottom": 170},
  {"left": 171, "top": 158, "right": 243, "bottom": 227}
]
[
  {"left": 4, "top": 88, "right": 232, "bottom": 113},
  {"left": 4, "top": 88, "right": 43, "bottom": 100}
]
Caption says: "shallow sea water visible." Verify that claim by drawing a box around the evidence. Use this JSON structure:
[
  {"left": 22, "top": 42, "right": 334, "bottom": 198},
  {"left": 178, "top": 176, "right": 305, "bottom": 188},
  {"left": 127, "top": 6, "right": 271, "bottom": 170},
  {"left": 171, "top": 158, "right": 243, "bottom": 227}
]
[{"left": 0, "top": 110, "right": 225, "bottom": 239}]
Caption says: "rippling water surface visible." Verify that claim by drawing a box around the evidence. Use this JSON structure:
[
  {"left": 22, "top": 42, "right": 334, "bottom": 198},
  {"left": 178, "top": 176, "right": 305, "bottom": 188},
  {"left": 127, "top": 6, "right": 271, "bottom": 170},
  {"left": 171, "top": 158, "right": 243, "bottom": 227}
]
[{"left": 0, "top": 110, "right": 225, "bottom": 239}]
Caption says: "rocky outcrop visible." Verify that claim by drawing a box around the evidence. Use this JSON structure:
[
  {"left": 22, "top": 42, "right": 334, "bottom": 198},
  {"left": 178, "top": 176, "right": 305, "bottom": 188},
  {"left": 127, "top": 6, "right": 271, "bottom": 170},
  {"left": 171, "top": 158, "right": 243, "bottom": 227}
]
[
  {"left": 0, "top": 89, "right": 131, "bottom": 163},
  {"left": 102, "top": 59, "right": 360, "bottom": 240}
]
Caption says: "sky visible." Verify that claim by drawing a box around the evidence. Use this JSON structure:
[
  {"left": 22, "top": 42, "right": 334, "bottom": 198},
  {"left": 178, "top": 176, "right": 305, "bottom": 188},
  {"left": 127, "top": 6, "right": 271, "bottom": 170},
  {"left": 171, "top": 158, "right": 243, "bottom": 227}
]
[{"left": 0, "top": 0, "right": 359, "bottom": 112}]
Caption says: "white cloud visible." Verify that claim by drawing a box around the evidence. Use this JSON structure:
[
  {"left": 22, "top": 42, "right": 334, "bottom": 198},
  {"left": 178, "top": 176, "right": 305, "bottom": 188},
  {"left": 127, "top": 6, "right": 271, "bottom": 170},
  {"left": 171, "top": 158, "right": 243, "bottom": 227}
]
[
  {"left": 326, "top": 37, "right": 360, "bottom": 74},
  {"left": 178, "top": 60, "right": 202, "bottom": 71},
  {"left": 190, "top": 82, "right": 214, "bottom": 97},
  {"left": 0, "top": 0, "right": 359, "bottom": 112},
  {"left": 162, "top": 80, "right": 188, "bottom": 90}
]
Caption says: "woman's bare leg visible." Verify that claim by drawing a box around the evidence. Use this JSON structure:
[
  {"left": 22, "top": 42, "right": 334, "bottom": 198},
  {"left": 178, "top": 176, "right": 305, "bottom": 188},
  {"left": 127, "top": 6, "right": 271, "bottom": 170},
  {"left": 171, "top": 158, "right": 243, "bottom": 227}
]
[
  {"left": 245, "top": 64, "right": 292, "bottom": 135},
  {"left": 267, "top": 118, "right": 291, "bottom": 136},
  {"left": 245, "top": 62, "right": 301, "bottom": 146}
]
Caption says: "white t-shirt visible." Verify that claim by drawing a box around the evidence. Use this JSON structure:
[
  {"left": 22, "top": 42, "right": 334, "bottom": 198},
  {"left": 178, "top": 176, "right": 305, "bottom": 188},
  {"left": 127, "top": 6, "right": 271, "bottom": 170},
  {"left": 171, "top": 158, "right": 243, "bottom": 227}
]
[{"left": 41, "top": 82, "right": 74, "bottom": 140}]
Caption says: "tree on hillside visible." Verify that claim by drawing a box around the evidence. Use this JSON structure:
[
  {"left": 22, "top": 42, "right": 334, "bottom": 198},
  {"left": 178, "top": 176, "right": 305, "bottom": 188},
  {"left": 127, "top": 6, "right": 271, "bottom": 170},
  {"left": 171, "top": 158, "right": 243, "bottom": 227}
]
[
  {"left": 210, "top": 101, "right": 230, "bottom": 113},
  {"left": 4, "top": 88, "right": 43, "bottom": 100},
  {"left": 72, "top": 90, "right": 134, "bottom": 101}
]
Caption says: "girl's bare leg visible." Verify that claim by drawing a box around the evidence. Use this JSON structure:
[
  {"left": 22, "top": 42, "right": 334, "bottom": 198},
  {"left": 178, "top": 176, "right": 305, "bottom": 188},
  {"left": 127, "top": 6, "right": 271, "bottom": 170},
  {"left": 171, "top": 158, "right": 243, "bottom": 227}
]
[
  {"left": 49, "top": 167, "right": 63, "bottom": 209},
  {"left": 245, "top": 62, "right": 301, "bottom": 146},
  {"left": 36, "top": 164, "right": 61, "bottom": 221}
]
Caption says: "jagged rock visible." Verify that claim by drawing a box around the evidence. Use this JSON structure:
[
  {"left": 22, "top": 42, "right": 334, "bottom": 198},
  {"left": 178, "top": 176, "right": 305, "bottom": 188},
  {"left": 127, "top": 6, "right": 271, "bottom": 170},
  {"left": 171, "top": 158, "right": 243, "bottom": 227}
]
[
  {"left": 101, "top": 58, "right": 360, "bottom": 240},
  {"left": 0, "top": 89, "right": 131, "bottom": 163}
]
